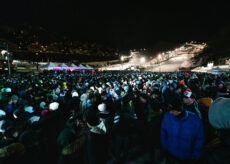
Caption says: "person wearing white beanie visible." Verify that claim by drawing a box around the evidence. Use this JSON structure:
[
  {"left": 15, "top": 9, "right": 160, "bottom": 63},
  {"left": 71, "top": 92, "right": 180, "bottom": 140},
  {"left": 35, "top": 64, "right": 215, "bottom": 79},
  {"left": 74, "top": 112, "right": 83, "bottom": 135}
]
[
  {"left": 5, "top": 88, "right": 12, "bottom": 93},
  {"left": 98, "top": 103, "right": 109, "bottom": 114},
  {"left": 72, "top": 91, "right": 79, "bottom": 98},
  {"left": 49, "top": 102, "right": 59, "bottom": 111}
]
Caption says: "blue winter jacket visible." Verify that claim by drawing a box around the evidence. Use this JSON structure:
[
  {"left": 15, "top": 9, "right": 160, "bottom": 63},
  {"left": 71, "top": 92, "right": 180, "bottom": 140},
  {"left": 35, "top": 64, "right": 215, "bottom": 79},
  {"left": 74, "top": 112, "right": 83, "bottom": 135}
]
[{"left": 161, "top": 111, "right": 205, "bottom": 160}]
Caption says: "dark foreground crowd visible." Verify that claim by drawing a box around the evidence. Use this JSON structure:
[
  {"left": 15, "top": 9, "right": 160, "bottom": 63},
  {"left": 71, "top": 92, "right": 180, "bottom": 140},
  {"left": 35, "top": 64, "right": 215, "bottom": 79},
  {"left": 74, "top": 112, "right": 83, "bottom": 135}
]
[{"left": 0, "top": 70, "right": 230, "bottom": 164}]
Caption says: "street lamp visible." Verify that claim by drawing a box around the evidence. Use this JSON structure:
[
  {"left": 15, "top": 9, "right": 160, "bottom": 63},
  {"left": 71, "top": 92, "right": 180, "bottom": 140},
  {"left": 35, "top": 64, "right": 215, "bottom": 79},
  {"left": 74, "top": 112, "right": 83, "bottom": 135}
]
[
  {"left": 157, "top": 54, "right": 162, "bottom": 64},
  {"left": 1, "top": 43, "right": 11, "bottom": 76},
  {"left": 36, "top": 52, "right": 39, "bottom": 71},
  {"left": 158, "top": 54, "right": 162, "bottom": 60},
  {"left": 140, "top": 57, "right": 145, "bottom": 63},
  {"left": 121, "top": 56, "right": 124, "bottom": 70}
]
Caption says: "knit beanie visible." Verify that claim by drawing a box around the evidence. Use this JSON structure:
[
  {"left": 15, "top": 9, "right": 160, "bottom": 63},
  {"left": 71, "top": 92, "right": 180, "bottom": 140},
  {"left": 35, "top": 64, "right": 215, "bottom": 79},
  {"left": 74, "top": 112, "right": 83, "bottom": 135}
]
[{"left": 209, "top": 97, "right": 230, "bottom": 129}]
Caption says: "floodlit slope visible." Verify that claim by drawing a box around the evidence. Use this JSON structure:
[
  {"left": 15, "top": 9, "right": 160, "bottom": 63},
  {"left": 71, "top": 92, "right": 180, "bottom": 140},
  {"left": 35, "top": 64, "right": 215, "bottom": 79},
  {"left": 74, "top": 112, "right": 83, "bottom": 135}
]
[
  {"left": 146, "top": 54, "right": 193, "bottom": 72},
  {"left": 100, "top": 43, "right": 205, "bottom": 72}
]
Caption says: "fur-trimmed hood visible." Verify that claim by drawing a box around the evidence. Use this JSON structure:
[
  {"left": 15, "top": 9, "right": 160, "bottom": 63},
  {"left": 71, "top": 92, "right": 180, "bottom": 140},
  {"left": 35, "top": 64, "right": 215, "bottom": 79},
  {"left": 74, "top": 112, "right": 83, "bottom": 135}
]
[
  {"left": 0, "top": 143, "right": 24, "bottom": 159},
  {"left": 61, "top": 134, "right": 86, "bottom": 156}
]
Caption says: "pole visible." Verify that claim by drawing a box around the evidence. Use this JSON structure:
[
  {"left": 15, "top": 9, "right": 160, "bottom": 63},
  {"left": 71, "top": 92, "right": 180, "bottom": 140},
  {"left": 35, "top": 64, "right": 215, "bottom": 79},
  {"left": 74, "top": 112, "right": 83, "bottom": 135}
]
[
  {"left": 4, "top": 43, "right": 11, "bottom": 76},
  {"left": 36, "top": 52, "right": 39, "bottom": 71}
]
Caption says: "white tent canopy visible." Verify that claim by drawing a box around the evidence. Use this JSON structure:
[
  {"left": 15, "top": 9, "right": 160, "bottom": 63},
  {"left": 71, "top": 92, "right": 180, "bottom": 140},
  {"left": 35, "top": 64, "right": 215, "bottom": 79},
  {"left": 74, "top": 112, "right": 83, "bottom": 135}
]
[
  {"left": 207, "top": 67, "right": 228, "bottom": 75},
  {"left": 40, "top": 62, "right": 59, "bottom": 69},
  {"left": 59, "top": 63, "right": 70, "bottom": 70},
  {"left": 40, "top": 62, "right": 94, "bottom": 71},
  {"left": 59, "top": 63, "right": 69, "bottom": 68},
  {"left": 70, "top": 63, "right": 78, "bottom": 67},
  {"left": 69, "top": 63, "right": 81, "bottom": 70},
  {"left": 78, "top": 64, "right": 87, "bottom": 69},
  {"left": 191, "top": 66, "right": 209, "bottom": 73},
  {"left": 85, "top": 64, "right": 94, "bottom": 70}
]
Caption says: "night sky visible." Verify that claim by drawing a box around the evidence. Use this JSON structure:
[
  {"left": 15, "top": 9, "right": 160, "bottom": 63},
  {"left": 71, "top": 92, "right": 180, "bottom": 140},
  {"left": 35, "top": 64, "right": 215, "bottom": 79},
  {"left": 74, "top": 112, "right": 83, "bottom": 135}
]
[{"left": 1, "top": 0, "right": 230, "bottom": 49}]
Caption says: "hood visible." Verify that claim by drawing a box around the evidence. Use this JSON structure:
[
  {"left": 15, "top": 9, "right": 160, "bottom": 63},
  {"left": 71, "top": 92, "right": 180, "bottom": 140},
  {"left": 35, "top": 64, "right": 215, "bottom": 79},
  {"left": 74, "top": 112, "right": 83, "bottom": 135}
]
[
  {"left": 61, "top": 134, "right": 87, "bottom": 156},
  {"left": 0, "top": 143, "right": 25, "bottom": 159},
  {"left": 169, "top": 110, "right": 190, "bottom": 121}
]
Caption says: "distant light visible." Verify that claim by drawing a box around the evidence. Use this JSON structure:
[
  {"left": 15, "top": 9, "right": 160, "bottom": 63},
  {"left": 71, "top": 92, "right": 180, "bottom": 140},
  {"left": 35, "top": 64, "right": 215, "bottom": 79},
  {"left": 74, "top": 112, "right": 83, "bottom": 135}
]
[
  {"left": 158, "top": 54, "right": 162, "bottom": 59},
  {"left": 140, "top": 57, "right": 145, "bottom": 63},
  {"left": 3, "top": 61, "right": 7, "bottom": 64},
  {"left": 121, "top": 56, "right": 124, "bottom": 61},
  {"left": 207, "top": 62, "right": 214, "bottom": 67}
]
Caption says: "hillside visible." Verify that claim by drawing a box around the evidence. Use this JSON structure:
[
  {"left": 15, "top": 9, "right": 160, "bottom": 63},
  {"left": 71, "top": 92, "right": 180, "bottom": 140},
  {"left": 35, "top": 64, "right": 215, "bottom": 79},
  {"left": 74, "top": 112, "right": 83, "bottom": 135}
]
[{"left": 194, "top": 27, "right": 230, "bottom": 65}]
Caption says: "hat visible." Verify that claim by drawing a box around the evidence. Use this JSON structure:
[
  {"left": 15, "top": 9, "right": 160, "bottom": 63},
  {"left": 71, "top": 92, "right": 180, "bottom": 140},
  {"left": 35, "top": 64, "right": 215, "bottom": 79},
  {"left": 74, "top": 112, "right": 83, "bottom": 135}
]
[
  {"left": 1, "top": 88, "right": 5, "bottom": 93},
  {"left": 209, "top": 97, "right": 230, "bottom": 129},
  {"left": 60, "top": 92, "right": 65, "bottom": 97},
  {"left": 124, "top": 86, "right": 129, "bottom": 91},
  {"left": 85, "top": 109, "right": 100, "bottom": 127},
  {"left": 169, "top": 80, "right": 173, "bottom": 84},
  {"left": 55, "top": 88, "right": 61, "bottom": 94},
  {"left": 90, "top": 86, "right": 95, "bottom": 91},
  {"left": 11, "top": 95, "right": 19, "bottom": 101},
  {"left": 198, "top": 98, "right": 213, "bottom": 108},
  {"left": 178, "top": 74, "right": 183, "bottom": 78},
  {"left": 72, "top": 91, "right": 79, "bottom": 97},
  {"left": 5, "top": 88, "right": 12, "bottom": 93},
  {"left": 191, "top": 74, "right": 198, "bottom": 79},
  {"left": 106, "top": 82, "right": 111, "bottom": 86},
  {"left": 40, "top": 102, "right": 46, "bottom": 109},
  {"left": 98, "top": 103, "right": 109, "bottom": 114},
  {"left": 184, "top": 88, "right": 192, "bottom": 98},
  {"left": 29, "top": 116, "right": 40, "bottom": 123},
  {"left": 57, "top": 128, "right": 76, "bottom": 148},
  {"left": 52, "top": 94, "right": 58, "bottom": 101},
  {"left": 0, "top": 110, "right": 6, "bottom": 118},
  {"left": 49, "top": 102, "right": 59, "bottom": 111},
  {"left": 180, "top": 81, "right": 185, "bottom": 85},
  {"left": 24, "top": 106, "right": 34, "bottom": 113},
  {"left": 41, "top": 109, "right": 49, "bottom": 117}
]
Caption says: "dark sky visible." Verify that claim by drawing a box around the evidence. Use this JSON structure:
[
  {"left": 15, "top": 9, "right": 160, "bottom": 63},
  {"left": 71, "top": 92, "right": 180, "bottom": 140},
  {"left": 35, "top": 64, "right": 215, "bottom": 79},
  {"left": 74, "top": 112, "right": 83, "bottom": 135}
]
[{"left": 1, "top": 0, "right": 230, "bottom": 49}]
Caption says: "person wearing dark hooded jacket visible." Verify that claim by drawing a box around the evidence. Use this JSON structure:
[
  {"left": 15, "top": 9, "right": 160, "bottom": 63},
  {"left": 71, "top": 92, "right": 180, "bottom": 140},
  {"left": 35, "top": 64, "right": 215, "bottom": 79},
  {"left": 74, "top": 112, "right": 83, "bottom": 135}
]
[{"left": 57, "top": 128, "right": 87, "bottom": 164}]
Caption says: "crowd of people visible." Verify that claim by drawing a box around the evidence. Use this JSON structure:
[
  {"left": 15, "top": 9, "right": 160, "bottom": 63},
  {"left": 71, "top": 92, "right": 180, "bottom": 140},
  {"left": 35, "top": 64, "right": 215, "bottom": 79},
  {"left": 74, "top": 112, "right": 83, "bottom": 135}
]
[{"left": 0, "top": 70, "right": 230, "bottom": 164}]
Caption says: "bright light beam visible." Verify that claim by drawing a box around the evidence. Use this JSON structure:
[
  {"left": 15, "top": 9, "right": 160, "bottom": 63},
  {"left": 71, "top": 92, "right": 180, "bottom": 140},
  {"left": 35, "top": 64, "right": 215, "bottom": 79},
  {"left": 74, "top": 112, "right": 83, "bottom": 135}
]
[{"left": 140, "top": 57, "right": 145, "bottom": 63}]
